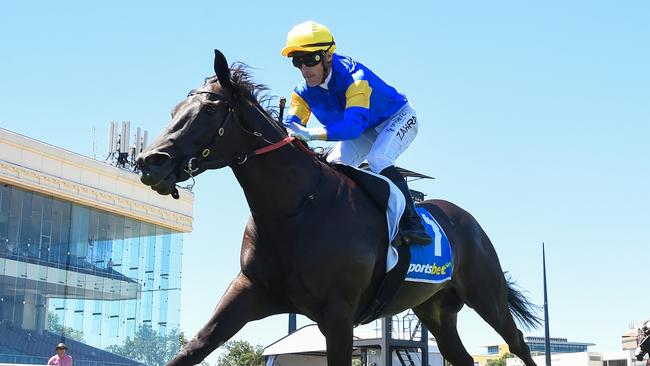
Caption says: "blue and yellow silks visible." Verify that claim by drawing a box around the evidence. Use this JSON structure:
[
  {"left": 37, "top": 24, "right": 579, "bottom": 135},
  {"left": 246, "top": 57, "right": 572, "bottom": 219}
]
[{"left": 285, "top": 54, "right": 407, "bottom": 141}]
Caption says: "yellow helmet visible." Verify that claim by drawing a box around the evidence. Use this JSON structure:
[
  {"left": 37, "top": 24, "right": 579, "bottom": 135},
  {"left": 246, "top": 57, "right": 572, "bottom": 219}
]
[{"left": 281, "top": 21, "right": 336, "bottom": 57}]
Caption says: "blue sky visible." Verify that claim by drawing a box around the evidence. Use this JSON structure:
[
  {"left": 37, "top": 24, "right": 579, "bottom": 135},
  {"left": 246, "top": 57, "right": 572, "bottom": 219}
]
[{"left": 1, "top": 1, "right": 648, "bottom": 364}]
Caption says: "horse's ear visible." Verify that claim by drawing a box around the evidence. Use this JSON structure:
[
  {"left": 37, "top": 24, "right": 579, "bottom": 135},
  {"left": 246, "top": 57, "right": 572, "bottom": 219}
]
[{"left": 214, "top": 49, "right": 232, "bottom": 90}]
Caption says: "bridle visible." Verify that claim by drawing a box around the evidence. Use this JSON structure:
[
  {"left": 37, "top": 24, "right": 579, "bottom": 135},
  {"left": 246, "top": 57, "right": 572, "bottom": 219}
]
[
  {"left": 183, "top": 88, "right": 299, "bottom": 169},
  {"left": 170, "top": 88, "right": 301, "bottom": 198}
]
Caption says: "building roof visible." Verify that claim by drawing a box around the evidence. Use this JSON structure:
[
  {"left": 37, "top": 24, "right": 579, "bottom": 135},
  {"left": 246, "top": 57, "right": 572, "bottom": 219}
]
[
  {"left": 263, "top": 324, "right": 333, "bottom": 356},
  {"left": 263, "top": 323, "right": 441, "bottom": 356},
  {"left": 0, "top": 128, "right": 194, "bottom": 232},
  {"left": 523, "top": 336, "right": 595, "bottom": 346}
]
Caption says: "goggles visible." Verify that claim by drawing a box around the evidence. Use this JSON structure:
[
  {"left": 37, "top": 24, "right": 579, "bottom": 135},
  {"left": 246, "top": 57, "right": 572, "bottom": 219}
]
[{"left": 291, "top": 52, "right": 323, "bottom": 68}]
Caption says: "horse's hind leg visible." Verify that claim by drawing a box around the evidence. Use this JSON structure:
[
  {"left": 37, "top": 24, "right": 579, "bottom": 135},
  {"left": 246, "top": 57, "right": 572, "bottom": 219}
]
[
  {"left": 470, "top": 297, "right": 536, "bottom": 366},
  {"left": 413, "top": 289, "right": 475, "bottom": 366},
  {"left": 448, "top": 211, "right": 538, "bottom": 366},
  {"left": 465, "top": 270, "right": 537, "bottom": 365}
]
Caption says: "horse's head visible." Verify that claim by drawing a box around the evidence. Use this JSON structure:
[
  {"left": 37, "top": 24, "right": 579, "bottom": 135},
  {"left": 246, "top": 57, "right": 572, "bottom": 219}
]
[{"left": 137, "top": 50, "right": 268, "bottom": 197}]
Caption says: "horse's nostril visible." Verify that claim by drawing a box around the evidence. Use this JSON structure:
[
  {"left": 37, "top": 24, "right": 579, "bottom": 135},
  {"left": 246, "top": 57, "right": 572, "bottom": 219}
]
[
  {"left": 135, "top": 154, "right": 146, "bottom": 169},
  {"left": 143, "top": 152, "right": 171, "bottom": 167}
]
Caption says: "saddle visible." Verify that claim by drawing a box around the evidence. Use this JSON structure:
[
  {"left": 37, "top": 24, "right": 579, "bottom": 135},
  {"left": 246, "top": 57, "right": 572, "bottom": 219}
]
[
  {"left": 332, "top": 164, "right": 412, "bottom": 325},
  {"left": 332, "top": 164, "right": 453, "bottom": 325}
]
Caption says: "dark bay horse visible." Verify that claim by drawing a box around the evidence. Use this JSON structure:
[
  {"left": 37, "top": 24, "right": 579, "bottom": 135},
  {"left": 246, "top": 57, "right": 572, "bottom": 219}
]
[{"left": 137, "top": 50, "right": 540, "bottom": 366}]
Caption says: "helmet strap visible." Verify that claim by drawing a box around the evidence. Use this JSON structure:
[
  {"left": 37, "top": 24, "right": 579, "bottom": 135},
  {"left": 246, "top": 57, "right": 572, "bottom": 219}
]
[
  {"left": 321, "top": 57, "right": 330, "bottom": 84},
  {"left": 320, "top": 45, "right": 333, "bottom": 84}
]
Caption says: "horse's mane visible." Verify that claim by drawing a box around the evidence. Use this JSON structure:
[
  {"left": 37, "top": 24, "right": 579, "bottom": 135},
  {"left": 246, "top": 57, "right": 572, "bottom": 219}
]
[
  {"left": 204, "top": 63, "right": 286, "bottom": 132},
  {"left": 204, "top": 63, "right": 327, "bottom": 162}
]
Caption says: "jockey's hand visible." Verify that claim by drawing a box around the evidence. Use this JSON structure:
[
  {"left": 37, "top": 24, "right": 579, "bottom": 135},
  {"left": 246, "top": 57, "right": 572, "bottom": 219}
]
[{"left": 287, "top": 122, "right": 327, "bottom": 142}]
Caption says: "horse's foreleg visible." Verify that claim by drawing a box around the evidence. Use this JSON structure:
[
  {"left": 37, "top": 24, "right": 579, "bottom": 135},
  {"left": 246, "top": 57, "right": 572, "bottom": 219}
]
[
  {"left": 166, "top": 273, "right": 285, "bottom": 366},
  {"left": 317, "top": 301, "right": 355, "bottom": 366}
]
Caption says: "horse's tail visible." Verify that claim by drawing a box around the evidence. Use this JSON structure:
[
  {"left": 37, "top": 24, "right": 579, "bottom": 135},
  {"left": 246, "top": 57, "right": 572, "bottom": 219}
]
[{"left": 505, "top": 272, "right": 543, "bottom": 330}]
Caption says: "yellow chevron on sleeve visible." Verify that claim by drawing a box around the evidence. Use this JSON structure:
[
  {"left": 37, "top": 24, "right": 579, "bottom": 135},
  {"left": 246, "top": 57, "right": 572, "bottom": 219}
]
[
  {"left": 289, "top": 92, "right": 311, "bottom": 125},
  {"left": 345, "top": 80, "right": 372, "bottom": 109}
]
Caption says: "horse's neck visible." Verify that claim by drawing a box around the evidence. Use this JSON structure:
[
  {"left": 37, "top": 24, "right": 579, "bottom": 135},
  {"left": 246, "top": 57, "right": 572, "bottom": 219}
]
[{"left": 231, "top": 101, "right": 323, "bottom": 217}]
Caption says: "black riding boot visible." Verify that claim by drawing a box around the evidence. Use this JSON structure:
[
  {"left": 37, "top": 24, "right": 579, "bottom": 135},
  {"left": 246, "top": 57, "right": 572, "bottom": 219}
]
[{"left": 380, "top": 166, "right": 432, "bottom": 245}]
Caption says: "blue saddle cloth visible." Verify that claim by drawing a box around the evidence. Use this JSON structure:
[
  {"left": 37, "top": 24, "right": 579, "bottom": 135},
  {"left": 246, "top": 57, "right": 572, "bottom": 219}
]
[{"left": 405, "top": 207, "right": 453, "bottom": 283}]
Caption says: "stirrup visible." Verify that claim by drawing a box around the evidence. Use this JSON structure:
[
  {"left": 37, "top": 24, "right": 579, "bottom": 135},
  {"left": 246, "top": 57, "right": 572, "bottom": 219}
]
[
  {"left": 399, "top": 230, "right": 432, "bottom": 246},
  {"left": 391, "top": 235, "right": 405, "bottom": 247}
]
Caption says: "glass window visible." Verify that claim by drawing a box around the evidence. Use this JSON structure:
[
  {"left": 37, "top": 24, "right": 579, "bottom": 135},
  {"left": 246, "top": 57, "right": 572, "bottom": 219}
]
[
  {"left": 1, "top": 183, "right": 185, "bottom": 362},
  {"left": 0, "top": 184, "right": 11, "bottom": 250},
  {"left": 8, "top": 187, "right": 25, "bottom": 257}
]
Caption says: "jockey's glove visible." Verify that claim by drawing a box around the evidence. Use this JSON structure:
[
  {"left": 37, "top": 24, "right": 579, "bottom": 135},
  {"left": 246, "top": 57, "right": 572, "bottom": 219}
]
[{"left": 287, "top": 122, "right": 327, "bottom": 142}]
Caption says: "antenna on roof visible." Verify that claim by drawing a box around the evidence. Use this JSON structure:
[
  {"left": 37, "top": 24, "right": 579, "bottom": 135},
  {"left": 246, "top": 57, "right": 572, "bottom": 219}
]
[
  {"left": 92, "top": 126, "right": 97, "bottom": 160},
  {"left": 106, "top": 121, "right": 149, "bottom": 172}
]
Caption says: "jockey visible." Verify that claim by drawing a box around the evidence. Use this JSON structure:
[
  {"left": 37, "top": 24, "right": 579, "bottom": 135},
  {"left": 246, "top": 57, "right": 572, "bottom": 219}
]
[{"left": 281, "top": 21, "right": 432, "bottom": 246}]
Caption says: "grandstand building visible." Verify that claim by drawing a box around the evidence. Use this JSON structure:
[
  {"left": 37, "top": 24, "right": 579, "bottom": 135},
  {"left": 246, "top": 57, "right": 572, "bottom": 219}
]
[{"left": 0, "top": 128, "right": 194, "bottom": 365}]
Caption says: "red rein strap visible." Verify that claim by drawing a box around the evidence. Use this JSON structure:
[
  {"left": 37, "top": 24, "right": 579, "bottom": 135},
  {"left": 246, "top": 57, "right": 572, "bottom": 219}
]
[
  {"left": 252, "top": 136, "right": 296, "bottom": 155},
  {"left": 251, "top": 135, "right": 319, "bottom": 158}
]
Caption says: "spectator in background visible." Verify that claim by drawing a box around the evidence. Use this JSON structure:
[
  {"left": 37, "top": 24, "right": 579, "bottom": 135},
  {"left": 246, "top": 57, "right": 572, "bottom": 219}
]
[
  {"left": 6, "top": 240, "right": 15, "bottom": 255},
  {"left": 48, "top": 343, "right": 72, "bottom": 366},
  {"left": 637, "top": 323, "right": 650, "bottom": 362}
]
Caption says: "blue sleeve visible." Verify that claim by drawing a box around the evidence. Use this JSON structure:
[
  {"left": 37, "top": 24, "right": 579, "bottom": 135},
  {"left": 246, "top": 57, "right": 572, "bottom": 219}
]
[
  {"left": 322, "top": 107, "right": 370, "bottom": 141},
  {"left": 322, "top": 72, "right": 373, "bottom": 141},
  {"left": 284, "top": 90, "right": 311, "bottom": 127},
  {"left": 284, "top": 114, "right": 303, "bottom": 127}
]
